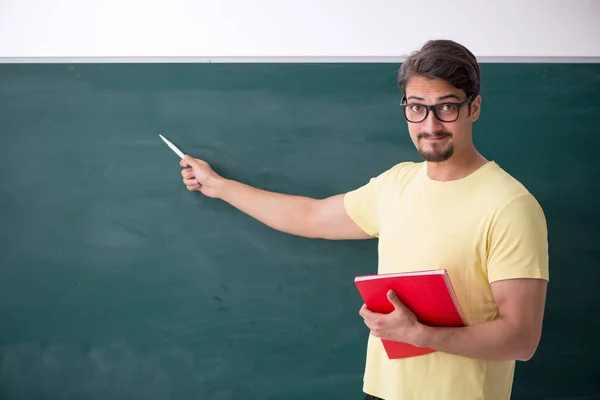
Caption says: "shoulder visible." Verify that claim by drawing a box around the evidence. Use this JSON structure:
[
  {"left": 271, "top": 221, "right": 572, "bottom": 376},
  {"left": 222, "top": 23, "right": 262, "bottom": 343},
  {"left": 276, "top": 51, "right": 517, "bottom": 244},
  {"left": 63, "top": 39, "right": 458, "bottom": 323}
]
[
  {"left": 477, "top": 163, "right": 547, "bottom": 235},
  {"left": 484, "top": 165, "right": 549, "bottom": 282},
  {"left": 370, "top": 161, "right": 423, "bottom": 186},
  {"left": 344, "top": 161, "right": 422, "bottom": 206},
  {"left": 343, "top": 162, "right": 422, "bottom": 237},
  {"left": 478, "top": 162, "right": 544, "bottom": 216}
]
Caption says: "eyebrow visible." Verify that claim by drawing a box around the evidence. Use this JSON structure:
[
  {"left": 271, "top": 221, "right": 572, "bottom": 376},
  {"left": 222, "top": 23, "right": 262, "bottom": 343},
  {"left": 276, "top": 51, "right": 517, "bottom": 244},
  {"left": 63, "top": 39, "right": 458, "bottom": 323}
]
[{"left": 406, "top": 94, "right": 461, "bottom": 102}]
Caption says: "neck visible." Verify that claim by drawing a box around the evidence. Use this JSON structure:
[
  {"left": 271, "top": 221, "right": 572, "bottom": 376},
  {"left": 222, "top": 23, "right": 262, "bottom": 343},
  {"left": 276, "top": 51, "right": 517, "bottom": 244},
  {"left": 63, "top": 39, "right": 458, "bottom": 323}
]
[{"left": 426, "top": 146, "right": 488, "bottom": 182}]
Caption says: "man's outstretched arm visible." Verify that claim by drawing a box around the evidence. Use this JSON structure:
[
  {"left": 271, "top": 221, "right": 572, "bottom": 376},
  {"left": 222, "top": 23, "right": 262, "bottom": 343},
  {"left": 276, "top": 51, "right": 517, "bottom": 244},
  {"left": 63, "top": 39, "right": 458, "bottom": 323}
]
[{"left": 180, "top": 155, "right": 370, "bottom": 240}]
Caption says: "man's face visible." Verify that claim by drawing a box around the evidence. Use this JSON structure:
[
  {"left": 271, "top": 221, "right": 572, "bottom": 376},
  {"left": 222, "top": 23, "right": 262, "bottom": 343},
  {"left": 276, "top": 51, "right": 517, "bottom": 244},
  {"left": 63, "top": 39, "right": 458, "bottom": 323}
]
[{"left": 403, "top": 75, "right": 481, "bottom": 162}]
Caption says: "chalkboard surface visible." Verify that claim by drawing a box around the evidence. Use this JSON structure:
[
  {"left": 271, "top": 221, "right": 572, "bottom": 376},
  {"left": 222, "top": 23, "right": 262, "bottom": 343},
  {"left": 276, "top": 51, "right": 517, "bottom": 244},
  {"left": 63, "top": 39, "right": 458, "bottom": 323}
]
[{"left": 0, "top": 63, "right": 599, "bottom": 399}]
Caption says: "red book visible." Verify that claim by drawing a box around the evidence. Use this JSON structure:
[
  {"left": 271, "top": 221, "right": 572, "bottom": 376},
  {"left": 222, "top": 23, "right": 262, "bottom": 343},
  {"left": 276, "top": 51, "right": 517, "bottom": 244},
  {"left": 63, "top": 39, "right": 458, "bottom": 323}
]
[{"left": 354, "top": 269, "right": 467, "bottom": 360}]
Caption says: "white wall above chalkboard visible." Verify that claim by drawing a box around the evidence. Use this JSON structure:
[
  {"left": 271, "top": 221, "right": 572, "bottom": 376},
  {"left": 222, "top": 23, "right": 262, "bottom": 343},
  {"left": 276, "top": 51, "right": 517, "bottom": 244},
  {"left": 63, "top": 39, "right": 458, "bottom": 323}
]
[{"left": 0, "top": 0, "right": 599, "bottom": 62}]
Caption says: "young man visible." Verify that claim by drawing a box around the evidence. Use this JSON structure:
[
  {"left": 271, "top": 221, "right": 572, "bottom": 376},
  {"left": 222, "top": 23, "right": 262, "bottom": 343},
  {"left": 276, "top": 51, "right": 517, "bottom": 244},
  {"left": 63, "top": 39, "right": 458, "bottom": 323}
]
[{"left": 179, "top": 40, "right": 549, "bottom": 400}]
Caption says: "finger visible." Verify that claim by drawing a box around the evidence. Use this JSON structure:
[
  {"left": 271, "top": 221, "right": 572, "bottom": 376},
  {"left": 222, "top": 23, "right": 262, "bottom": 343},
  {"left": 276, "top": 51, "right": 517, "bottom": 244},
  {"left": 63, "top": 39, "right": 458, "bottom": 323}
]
[
  {"left": 359, "top": 305, "right": 377, "bottom": 323},
  {"left": 186, "top": 184, "right": 200, "bottom": 191},
  {"left": 181, "top": 168, "right": 196, "bottom": 179},
  {"left": 387, "top": 290, "right": 406, "bottom": 310},
  {"left": 180, "top": 156, "right": 190, "bottom": 168},
  {"left": 359, "top": 304, "right": 369, "bottom": 317},
  {"left": 183, "top": 178, "right": 198, "bottom": 186},
  {"left": 361, "top": 313, "right": 374, "bottom": 328},
  {"left": 180, "top": 155, "right": 198, "bottom": 168},
  {"left": 181, "top": 168, "right": 194, "bottom": 178}
]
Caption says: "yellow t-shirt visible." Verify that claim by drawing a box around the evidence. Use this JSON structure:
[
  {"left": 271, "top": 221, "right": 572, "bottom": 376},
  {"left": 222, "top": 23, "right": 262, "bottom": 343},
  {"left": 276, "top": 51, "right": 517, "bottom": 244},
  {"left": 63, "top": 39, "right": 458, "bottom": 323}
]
[{"left": 344, "top": 161, "right": 549, "bottom": 400}]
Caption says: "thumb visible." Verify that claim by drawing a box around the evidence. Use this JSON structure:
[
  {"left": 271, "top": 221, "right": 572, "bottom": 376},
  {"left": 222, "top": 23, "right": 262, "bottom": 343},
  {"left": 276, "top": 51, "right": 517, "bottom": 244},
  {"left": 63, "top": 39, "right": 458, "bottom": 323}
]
[
  {"left": 387, "top": 290, "right": 404, "bottom": 310},
  {"left": 180, "top": 155, "right": 198, "bottom": 168}
]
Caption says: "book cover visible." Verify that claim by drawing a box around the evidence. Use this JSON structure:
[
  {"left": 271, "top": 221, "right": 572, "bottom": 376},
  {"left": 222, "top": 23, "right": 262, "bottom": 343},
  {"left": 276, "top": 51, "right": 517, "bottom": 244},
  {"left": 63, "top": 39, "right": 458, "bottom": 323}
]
[{"left": 354, "top": 269, "right": 467, "bottom": 360}]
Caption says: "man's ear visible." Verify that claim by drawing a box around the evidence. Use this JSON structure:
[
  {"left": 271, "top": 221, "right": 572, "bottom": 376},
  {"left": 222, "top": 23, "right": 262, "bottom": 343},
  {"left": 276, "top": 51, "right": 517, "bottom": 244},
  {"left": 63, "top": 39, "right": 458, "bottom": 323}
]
[{"left": 470, "top": 95, "right": 482, "bottom": 122}]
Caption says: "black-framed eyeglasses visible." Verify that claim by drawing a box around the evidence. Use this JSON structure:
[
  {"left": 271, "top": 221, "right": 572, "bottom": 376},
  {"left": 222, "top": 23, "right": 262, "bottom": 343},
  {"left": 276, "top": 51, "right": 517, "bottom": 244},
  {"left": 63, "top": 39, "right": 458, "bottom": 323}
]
[{"left": 399, "top": 95, "right": 474, "bottom": 123}]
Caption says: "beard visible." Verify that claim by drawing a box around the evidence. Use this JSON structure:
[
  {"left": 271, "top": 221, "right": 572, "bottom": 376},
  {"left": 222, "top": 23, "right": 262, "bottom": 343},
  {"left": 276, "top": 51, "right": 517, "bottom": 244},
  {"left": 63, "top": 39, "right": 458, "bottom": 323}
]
[{"left": 416, "top": 131, "right": 454, "bottom": 162}]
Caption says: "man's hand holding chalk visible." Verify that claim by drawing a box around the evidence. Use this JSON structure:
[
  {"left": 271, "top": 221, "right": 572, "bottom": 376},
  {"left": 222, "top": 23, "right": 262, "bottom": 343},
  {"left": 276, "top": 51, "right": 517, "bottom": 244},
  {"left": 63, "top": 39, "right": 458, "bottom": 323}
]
[
  {"left": 159, "top": 134, "right": 224, "bottom": 198},
  {"left": 180, "top": 155, "right": 224, "bottom": 199}
]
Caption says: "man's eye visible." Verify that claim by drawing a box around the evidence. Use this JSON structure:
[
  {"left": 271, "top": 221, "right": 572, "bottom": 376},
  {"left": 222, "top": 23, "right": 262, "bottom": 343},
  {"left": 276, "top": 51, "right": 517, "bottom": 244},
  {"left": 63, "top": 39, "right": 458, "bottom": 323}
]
[
  {"left": 410, "top": 105, "right": 423, "bottom": 112},
  {"left": 440, "top": 104, "right": 457, "bottom": 112}
]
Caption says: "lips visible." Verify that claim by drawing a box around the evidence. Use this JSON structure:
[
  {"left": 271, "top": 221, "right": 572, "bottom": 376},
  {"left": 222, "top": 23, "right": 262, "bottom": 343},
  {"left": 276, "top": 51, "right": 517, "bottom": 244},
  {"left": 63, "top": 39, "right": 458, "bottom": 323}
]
[{"left": 423, "top": 135, "right": 450, "bottom": 141}]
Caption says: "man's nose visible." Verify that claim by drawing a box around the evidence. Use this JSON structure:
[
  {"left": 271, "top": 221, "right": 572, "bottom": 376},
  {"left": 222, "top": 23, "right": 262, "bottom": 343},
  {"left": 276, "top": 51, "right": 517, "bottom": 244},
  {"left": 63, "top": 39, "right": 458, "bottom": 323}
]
[{"left": 423, "top": 109, "right": 444, "bottom": 132}]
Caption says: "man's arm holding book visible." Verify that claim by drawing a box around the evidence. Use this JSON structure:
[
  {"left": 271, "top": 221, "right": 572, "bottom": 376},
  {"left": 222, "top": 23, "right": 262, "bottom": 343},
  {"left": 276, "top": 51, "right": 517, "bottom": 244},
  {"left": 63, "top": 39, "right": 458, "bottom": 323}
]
[
  {"left": 419, "top": 278, "right": 547, "bottom": 361},
  {"left": 360, "top": 278, "right": 547, "bottom": 361}
]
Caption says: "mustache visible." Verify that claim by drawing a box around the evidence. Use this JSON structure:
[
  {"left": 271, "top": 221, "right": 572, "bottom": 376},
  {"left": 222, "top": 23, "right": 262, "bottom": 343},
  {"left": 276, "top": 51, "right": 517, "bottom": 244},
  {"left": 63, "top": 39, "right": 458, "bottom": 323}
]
[{"left": 417, "top": 131, "right": 452, "bottom": 140}]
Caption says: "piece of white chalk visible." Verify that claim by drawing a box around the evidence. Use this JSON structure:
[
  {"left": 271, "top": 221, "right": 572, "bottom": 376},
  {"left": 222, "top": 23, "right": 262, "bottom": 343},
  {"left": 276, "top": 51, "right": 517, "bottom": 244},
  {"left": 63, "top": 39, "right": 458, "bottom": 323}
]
[{"left": 159, "top": 134, "right": 185, "bottom": 159}]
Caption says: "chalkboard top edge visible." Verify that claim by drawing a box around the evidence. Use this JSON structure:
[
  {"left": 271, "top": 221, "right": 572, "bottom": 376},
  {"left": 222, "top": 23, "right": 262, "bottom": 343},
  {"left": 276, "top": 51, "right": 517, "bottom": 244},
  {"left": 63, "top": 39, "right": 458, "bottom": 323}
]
[{"left": 1, "top": 56, "right": 599, "bottom": 64}]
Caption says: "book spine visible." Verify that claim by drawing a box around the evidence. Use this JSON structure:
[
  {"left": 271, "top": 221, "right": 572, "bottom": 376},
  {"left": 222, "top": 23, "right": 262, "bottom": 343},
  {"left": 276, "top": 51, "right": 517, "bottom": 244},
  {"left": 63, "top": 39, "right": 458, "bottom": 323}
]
[{"left": 443, "top": 274, "right": 469, "bottom": 326}]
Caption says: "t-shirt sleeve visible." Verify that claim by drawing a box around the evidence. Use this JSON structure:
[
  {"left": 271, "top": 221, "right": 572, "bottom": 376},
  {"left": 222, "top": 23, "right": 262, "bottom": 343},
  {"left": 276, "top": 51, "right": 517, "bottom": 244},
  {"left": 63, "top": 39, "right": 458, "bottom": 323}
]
[
  {"left": 343, "top": 167, "right": 397, "bottom": 237},
  {"left": 487, "top": 193, "right": 549, "bottom": 283}
]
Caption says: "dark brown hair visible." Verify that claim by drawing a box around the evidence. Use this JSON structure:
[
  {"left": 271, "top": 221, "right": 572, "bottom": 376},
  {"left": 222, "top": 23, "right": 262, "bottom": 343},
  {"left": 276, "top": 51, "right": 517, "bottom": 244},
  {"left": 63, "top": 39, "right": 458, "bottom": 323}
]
[{"left": 398, "top": 40, "right": 481, "bottom": 98}]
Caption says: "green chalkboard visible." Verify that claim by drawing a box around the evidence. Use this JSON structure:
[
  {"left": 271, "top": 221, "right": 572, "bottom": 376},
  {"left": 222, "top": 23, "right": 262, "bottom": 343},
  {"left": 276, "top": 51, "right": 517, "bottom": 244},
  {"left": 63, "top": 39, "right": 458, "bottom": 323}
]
[{"left": 0, "top": 62, "right": 599, "bottom": 399}]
